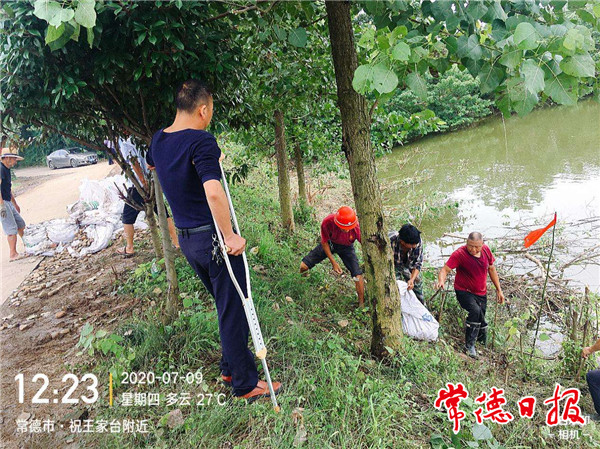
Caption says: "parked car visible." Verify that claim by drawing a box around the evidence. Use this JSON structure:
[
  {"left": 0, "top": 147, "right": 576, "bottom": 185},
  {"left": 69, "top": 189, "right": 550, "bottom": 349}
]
[{"left": 47, "top": 147, "right": 98, "bottom": 169}]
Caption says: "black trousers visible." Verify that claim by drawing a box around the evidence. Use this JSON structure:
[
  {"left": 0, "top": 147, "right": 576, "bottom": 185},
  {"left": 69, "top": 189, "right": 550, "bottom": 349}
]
[
  {"left": 455, "top": 290, "right": 488, "bottom": 327},
  {"left": 302, "top": 241, "right": 362, "bottom": 277},
  {"left": 179, "top": 231, "right": 258, "bottom": 396},
  {"left": 587, "top": 369, "right": 600, "bottom": 415},
  {"left": 121, "top": 187, "right": 170, "bottom": 225}
]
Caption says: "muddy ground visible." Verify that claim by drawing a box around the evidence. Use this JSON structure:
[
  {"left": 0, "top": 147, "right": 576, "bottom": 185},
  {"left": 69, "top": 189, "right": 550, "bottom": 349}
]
[{"left": 0, "top": 232, "right": 150, "bottom": 449}]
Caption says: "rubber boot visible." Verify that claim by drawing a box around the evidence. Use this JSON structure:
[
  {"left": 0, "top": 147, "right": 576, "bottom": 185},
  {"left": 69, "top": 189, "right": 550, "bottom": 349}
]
[
  {"left": 464, "top": 321, "right": 480, "bottom": 359},
  {"left": 477, "top": 325, "right": 488, "bottom": 346}
]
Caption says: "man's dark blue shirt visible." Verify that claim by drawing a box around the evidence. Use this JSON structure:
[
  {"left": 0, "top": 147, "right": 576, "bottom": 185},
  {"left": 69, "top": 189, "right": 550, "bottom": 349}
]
[
  {"left": 146, "top": 129, "right": 221, "bottom": 228},
  {"left": 1, "top": 163, "right": 12, "bottom": 201}
]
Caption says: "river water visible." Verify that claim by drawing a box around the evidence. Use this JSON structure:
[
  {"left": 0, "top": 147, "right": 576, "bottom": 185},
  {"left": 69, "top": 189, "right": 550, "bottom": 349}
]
[{"left": 378, "top": 99, "right": 600, "bottom": 293}]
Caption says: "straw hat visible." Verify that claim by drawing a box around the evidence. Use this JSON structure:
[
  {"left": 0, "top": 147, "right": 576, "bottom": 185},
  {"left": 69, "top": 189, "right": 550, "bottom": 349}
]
[{"left": 0, "top": 147, "right": 24, "bottom": 160}]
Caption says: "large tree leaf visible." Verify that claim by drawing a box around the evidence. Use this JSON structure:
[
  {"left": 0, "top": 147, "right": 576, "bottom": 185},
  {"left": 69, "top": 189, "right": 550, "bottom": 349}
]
[
  {"left": 358, "top": 28, "right": 375, "bottom": 49},
  {"left": 490, "top": 18, "right": 508, "bottom": 42},
  {"left": 33, "top": 0, "right": 61, "bottom": 21},
  {"left": 391, "top": 42, "right": 410, "bottom": 61},
  {"left": 352, "top": 64, "right": 374, "bottom": 94},
  {"left": 457, "top": 34, "right": 482, "bottom": 60},
  {"left": 445, "top": 36, "right": 458, "bottom": 54},
  {"left": 576, "top": 9, "right": 597, "bottom": 26},
  {"left": 466, "top": 0, "right": 488, "bottom": 21},
  {"left": 499, "top": 47, "right": 523, "bottom": 70},
  {"left": 372, "top": 64, "right": 398, "bottom": 94},
  {"left": 445, "top": 14, "right": 461, "bottom": 32},
  {"left": 69, "top": 20, "right": 80, "bottom": 42},
  {"left": 483, "top": 2, "right": 508, "bottom": 22},
  {"left": 562, "top": 26, "right": 594, "bottom": 53},
  {"left": 496, "top": 94, "right": 511, "bottom": 117},
  {"left": 478, "top": 64, "right": 504, "bottom": 94},
  {"left": 464, "top": 58, "right": 484, "bottom": 78},
  {"left": 507, "top": 78, "right": 538, "bottom": 116},
  {"left": 46, "top": 22, "right": 75, "bottom": 52},
  {"left": 472, "top": 423, "right": 493, "bottom": 441},
  {"left": 74, "top": 0, "right": 96, "bottom": 29},
  {"left": 2, "top": 4, "right": 15, "bottom": 19},
  {"left": 562, "top": 28, "right": 584, "bottom": 52},
  {"left": 406, "top": 71, "right": 427, "bottom": 100},
  {"left": 48, "top": 7, "right": 74, "bottom": 28},
  {"left": 560, "top": 54, "right": 595, "bottom": 78},
  {"left": 514, "top": 22, "right": 539, "bottom": 50},
  {"left": 544, "top": 73, "right": 578, "bottom": 105},
  {"left": 45, "top": 23, "right": 65, "bottom": 44},
  {"left": 86, "top": 27, "right": 94, "bottom": 48},
  {"left": 430, "top": 1, "right": 453, "bottom": 21},
  {"left": 288, "top": 27, "right": 307, "bottom": 47},
  {"left": 273, "top": 25, "right": 287, "bottom": 41},
  {"left": 521, "top": 59, "right": 545, "bottom": 93},
  {"left": 409, "top": 46, "right": 428, "bottom": 64}
]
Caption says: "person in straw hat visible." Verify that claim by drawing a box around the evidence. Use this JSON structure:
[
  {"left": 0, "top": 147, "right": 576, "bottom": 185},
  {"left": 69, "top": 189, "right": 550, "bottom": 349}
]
[{"left": 1, "top": 139, "right": 27, "bottom": 261}]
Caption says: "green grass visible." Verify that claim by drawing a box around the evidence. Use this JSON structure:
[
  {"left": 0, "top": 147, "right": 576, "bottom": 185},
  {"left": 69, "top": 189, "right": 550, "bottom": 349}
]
[{"left": 82, "top": 163, "right": 600, "bottom": 449}]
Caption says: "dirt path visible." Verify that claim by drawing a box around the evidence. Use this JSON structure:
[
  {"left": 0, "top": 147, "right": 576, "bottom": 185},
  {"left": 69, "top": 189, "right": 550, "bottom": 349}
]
[
  {"left": 1, "top": 162, "right": 116, "bottom": 305},
  {"left": 0, "top": 161, "right": 152, "bottom": 448},
  {"left": 0, "top": 235, "right": 150, "bottom": 448}
]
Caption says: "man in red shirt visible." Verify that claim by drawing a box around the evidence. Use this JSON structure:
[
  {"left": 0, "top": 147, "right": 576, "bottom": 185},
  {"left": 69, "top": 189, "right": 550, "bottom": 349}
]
[
  {"left": 436, "top": 232, "right": 505, "bottom": 358},
  {"left": 300, "top": 206, "right": 365, "bottom": 307}
]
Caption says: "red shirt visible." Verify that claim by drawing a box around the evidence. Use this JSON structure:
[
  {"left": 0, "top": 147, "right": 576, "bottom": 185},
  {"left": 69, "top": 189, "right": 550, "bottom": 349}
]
[
  {"left": 320, "top": 214, "right": 361, "bottom": 246},
  {"left": 446, "top": 245, "right": 495, "bottom": 296}
]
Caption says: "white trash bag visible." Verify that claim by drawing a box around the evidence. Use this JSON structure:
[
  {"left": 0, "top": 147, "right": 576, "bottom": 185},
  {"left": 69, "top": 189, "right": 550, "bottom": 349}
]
[
  {"left": 46, "top": 219, "right": 78, "bottom": 244},
  {"left": 23, "top": 223, "right": 52, "bottom": 255},
  {"left": 75, "top": 175, "right": 126, "bottom": 216},
  {"left": 398, "top": 280, "right": 439, "bottom": 341}
]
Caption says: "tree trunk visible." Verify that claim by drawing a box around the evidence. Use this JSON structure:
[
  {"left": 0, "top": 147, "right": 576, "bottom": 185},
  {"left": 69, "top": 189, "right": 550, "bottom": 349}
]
[
  {"left": 110, "top": 138, "right": 163, "bottom": 258},
  {"left": 152, "top": 171, "right": 180, "bottom": 323},
  {"left": 325, "top": 0, "right": 403, "bottom": 356},
  {"left": 294, "top": 142, "right": 308, "bottom": 204},
  {"left": 274, "top": 109, "right": 295, "bottom": 233},
  {"left": 143, "top": 190, "right": 164, "bottom": 259}
]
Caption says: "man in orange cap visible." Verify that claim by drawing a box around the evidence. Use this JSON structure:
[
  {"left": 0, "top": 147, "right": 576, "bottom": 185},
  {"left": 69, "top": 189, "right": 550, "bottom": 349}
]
[{"left": 300, "top": 206, "right": 364, "bottom": 307}]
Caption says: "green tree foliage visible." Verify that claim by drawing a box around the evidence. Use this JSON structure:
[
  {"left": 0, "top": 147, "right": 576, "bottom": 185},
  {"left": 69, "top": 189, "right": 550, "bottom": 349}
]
[
  {"left": 1, "top": 1, "right": 248, "bottom": 141},
  {"left": 372, "top": 65, "right": 494, "bottom": 151},
  {"left": 231, "top": 2, "right": 340, "bottom": 161},
  {"left": 353, "top": 0, "right": 599, "bottom": 117}
]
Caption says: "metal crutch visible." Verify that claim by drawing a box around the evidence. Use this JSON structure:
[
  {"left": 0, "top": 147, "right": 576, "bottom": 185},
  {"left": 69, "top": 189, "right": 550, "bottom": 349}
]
[{"left": 211, "top": 162, "right": 280, "bottom": 412}]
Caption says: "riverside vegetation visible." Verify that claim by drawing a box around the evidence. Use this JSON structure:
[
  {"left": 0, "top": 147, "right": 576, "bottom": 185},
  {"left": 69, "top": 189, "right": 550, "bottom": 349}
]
[
  {"left": 3, "top": 2, "right": 599, "bottom": 446},
  {"left": 70, "top": 157, "right": 600, "bottom": 449}
]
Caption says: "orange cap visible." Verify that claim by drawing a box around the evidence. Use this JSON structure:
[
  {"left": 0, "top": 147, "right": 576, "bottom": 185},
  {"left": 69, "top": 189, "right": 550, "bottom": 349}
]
[{"left": 334, "top": 206, "right": 358, "bottom": 230}]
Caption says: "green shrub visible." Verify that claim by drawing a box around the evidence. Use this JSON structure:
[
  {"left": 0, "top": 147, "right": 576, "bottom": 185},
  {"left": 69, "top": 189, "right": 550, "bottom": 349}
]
[{"left": 371, "top": 65, "right": 494, "bottom": 154}]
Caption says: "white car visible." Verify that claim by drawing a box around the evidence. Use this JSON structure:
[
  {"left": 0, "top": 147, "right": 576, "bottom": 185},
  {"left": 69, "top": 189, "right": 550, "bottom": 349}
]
[{"left": 47, "top": 147, "right": 98, "bottom": 169}]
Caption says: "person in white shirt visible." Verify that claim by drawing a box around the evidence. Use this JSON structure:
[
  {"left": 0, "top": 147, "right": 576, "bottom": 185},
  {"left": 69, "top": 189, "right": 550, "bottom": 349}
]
[{"left": 117, "top": 137, "right": 178, "bottom": 256}]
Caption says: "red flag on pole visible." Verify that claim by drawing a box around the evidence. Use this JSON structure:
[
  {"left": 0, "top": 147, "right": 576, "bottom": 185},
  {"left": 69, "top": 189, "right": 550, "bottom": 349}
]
[{"left": 524, "top": 213, "right": 557, "bottom": 248}]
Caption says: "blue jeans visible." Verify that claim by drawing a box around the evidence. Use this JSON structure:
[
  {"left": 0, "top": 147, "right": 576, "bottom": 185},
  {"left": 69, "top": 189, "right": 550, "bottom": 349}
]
[{"left": 179, "top": 230, "right": 258, "bottom": 396}]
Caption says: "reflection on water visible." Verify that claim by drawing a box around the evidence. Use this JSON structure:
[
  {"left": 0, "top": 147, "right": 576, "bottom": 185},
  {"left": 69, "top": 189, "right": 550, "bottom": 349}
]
[{"left": 378, "top": 100, "right": 600, "bottom": 291}]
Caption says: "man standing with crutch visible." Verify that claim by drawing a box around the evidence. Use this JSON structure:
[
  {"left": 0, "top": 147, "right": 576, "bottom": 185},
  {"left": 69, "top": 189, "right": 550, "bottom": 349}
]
[{"left": 146, "top": 79, "right": 281, "bottom": 403}]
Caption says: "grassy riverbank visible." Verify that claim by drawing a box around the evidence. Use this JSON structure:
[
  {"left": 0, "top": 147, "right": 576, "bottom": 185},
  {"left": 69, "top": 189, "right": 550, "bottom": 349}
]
[{"left": 78, "top": 162, "right": 600, "bottom": 448}]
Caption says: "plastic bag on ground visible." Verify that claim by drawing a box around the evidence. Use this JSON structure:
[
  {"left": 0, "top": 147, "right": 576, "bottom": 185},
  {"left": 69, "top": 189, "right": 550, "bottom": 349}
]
[
  {"left": 24, "top": 174, "right": 141, "bottom": 257},
  {"left": 76, "top": 175, "right": 125, "bottom": 216},
  {"left": 46, "top": 219, "right": 78, "bottom": 244},
  {"left": 398, "top": 280, "right": 439, "bottom": 341},
  {"left": 79, "top": 223, "right": 116, "bottom": 256}
]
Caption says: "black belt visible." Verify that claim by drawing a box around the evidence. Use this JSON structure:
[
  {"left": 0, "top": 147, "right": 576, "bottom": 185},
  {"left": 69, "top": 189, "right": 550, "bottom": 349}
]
[{"left": 176, "top": 224, "right": 214, "bottom": 237}]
